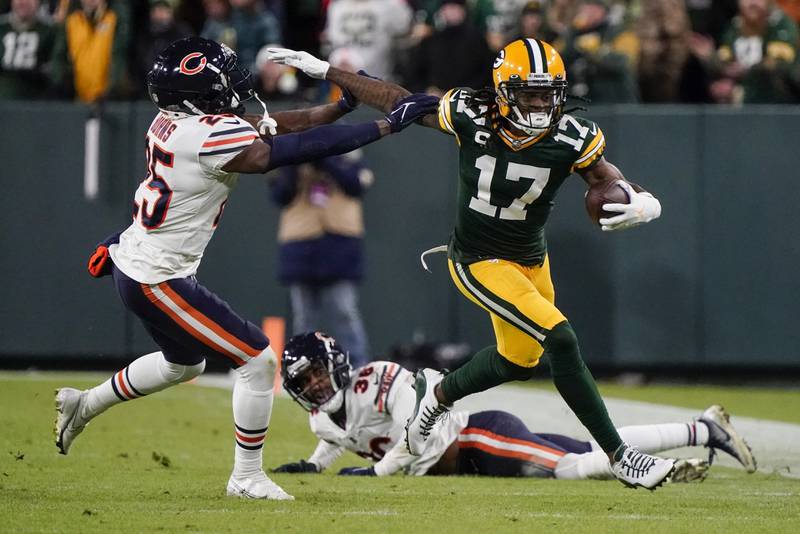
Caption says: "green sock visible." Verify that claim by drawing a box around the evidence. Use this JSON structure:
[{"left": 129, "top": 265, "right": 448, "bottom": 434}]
[
  {"left": 440, "top": 345, "right": 536, "bottom": 404},
  {"left": 545, "top": 321, "right": 623, "bottom": 454}
]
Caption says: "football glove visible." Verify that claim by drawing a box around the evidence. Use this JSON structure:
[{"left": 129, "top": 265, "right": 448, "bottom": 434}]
[
  {"left": 266, "top": 48, "right": 330, "bottom": 79},
  {"left": 385, "top": 94, "right": 440, "bottom": 133},
  {"left": 599, "top": 181, "right": 662, "bottom": 232},
  {"left": 271, "top": 460, "right": 319, "bottom": 473},
  {"left": 337, "top": 85, "right": 359, "bottom": 113},
  {"left": 337, "top": 466, "right": 376, "bottom": 476},
  {"left": 87, "top": 231, "right": 121, "bottom": 278}
]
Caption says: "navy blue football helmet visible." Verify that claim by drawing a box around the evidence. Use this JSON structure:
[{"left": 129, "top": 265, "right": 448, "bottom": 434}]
[
  {"left": 282, "top": 332, "right": 351, "bottom": 412},
  {"left": 146, "top": 37, "right": 255, "bottom": 115}
]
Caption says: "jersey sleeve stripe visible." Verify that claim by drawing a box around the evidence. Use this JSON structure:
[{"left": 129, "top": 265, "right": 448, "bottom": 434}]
[
  {"left": 574, "top": 132, "right": 605, "bottom": 167},
  {"left": 199, "top": 145, "right": 251, "bottom": 157},
  {"left": 438, "top": 90, "right": 456, "bottom": 135},
  {"left": 209, "top": 126, "right": 257, "bottom": 137},
  {"left": 578, "top": 129, "right": 603, "bottom": 159},
  {"left": 202, "top": 134, "right": 258, "bottom": 148},
  {"left": 376, "top": 364, "right": 399, "bottom": 414}
]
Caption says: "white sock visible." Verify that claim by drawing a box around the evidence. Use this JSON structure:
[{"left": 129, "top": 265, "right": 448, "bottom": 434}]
[
  {"left": 617, "top": 422, "right": 709, "bottom": 453},
  {"left": 82, "top": 352, "right": 205, "bottom": 420},
  {"left": 554, "top": 451, "right": 613, "bottom": 480},
  {"left": 691, "top": 420, "right": 710, "bottom": 446},
  {"left": 232, "top": 347, "right": 277, "bottom": 478}
]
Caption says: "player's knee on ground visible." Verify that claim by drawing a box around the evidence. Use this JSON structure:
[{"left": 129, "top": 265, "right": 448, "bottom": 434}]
[
  {"left": 161, "top": 356, "right": 206, "bottom": 384},
  {"left": 235, "top": 346, "right": 277, "bottom": 392}
]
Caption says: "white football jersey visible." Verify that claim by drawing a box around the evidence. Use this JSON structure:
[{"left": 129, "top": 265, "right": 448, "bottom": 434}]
[
  {"left": 307, "top": 361, "right": 468, "bottom": 476},
  {"left": 110, "top": 112, "right": 258, "bottom": 284}
]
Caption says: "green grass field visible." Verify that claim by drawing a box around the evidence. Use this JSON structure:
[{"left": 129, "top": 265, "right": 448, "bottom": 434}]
[{"left": 1, "top": 373, "right": 798, "bottom": 533}]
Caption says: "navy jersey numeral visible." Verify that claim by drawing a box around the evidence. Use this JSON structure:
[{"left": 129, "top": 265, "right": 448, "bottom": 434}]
[{"left": 139, "top": 142, "right": 174, "bottom": 229}]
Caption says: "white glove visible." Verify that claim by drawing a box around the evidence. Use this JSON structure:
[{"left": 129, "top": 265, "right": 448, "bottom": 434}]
[
  {"left": 599, "top": 180, "right": 661, "bottom": 232},
  {"left": 266, "top": 47, "right": 330, "bottom": 79}
]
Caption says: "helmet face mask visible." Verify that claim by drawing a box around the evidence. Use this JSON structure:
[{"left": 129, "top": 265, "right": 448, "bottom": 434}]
[
  {"left": 282, "top": 332, "right": 351, "bottom": 413},
  {"left": 493, "top": 40, "right": 568, "bottom": 136},
  {"left": 228, "top": 63, "right": 255, "bottom": 114},
  {"left": 498, "top": 80, "right": 567, "bottom": 135},
  {"left": 287, "top": 361, "right": 339, "bottom": 410},
  {"left": 146, "top": 37, "right": 256, "bottom": 116}
]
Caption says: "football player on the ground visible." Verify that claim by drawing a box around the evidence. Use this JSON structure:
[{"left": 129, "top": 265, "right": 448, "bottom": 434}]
[
  {"left": 54, "top": 37, "right": 438, "bottom": 501},
  {"left": 268, "top": 39, "right": 672, "bottom": 490},
  {"left": 273, "top": 333, "right": 757, "bottom": 482}
]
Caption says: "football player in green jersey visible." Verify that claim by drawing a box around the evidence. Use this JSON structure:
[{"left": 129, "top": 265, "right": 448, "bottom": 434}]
[
  {"left": 267, "top": 38, "right": 669, "bottom": 489},
  {"left": 0, "top": 0, "right": 56, "bottom": 99}
]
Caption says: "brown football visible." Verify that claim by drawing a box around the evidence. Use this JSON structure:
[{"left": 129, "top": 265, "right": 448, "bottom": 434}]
[{"left": 585, "top": 180, "right": 630, "bottom": 226}]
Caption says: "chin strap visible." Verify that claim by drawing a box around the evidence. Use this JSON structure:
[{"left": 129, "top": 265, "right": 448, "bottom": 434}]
[
  {"left": 253, "top": 92, "right": 278, "bottom": 136},
  {"left": 182, "top": 99, "right": 204, "bottom": 115}
]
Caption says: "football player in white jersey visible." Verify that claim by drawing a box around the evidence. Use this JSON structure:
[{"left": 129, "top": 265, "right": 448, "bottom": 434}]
[
  {"left": 54, "top": 37, "right": 439, "bottom": 501},
  {"left": 274, "top": 332, "right": 757, "bottom": 481}
]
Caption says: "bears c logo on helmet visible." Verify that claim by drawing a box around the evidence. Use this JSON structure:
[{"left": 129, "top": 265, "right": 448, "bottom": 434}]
[{"left": 179, "top": 52, "right": 207, "bottom": 75}]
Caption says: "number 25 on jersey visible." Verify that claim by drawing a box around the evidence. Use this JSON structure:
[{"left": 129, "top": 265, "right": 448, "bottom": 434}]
[{"left": 135, "top": 141, "right": 174, "bottom": 229}]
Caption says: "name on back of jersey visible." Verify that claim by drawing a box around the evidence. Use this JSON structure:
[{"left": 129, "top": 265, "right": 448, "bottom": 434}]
[{"left": 149, "top": 114, "right": 177, "bottom": 143}]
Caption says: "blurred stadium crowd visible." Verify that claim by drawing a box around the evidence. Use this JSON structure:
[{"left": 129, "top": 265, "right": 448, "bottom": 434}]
[{"left": 1, "top": 0, "right": 799, "bottom": 105}]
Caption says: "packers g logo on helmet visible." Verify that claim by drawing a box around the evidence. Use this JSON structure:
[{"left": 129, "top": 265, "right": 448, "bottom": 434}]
[
  {"left": 492, "top": 39, "right": 568, "bottom": 136},
  {"left": 493, "top": 49, "right": 506, "bottom": 69}
]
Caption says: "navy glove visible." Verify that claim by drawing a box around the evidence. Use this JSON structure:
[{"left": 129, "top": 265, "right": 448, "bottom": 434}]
[
  {"left": 384, "top": 93, "right": 440, "bottom": 133},
  {"left": 338, "top": 466, "right": 376, "bottom": 476},
  {"left": 337, "top": 85, "right": 358, "bottom": 113},
  {"left": 272, "top": 460, "right": 319, "bottom": 473}
]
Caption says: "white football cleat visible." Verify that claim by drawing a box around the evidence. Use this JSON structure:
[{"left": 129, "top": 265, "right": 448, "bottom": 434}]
[
  {"left": 404, "top": 368, "right": 449, "bottom": 455},
  {"left": 611, "top": 445, "right": 675, "bottom": 490},
  {"left": 669, "top": 458, "right": 709, "bottom": 483},
  {"left": 226, "top": 471, "right": 294, "bottom": 500},
  {"left": 699, "top": 405, "right": 757, "bottom": 473},
  {"left": 54, "top": 388, "right": 89, "bottom": 455}
]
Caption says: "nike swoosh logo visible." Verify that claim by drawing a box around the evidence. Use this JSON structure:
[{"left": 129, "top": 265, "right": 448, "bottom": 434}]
[{"left": 395, "top": 102, "right": 413, "bottom": 122}]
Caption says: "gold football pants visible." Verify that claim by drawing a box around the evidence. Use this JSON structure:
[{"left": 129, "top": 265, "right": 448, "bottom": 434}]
[{"left": 448, "top": 256, "right": 567, "bottom": 367}]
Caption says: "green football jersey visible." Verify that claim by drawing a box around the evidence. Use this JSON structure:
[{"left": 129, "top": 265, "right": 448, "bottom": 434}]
[
  {"left": 717, "top": 9, "right": 799, "bottom": 103},
  {"left": 0, "top": 15, "right": 55, "bottom": 99},
  {"left": 437, "top": 87, "right": 606, "bottom": 266}
]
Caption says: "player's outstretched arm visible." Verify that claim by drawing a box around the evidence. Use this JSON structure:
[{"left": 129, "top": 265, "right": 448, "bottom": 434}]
[
  {"left": 223, "top": 93, "right": 439, "bottom": 175},
  {"left": 578, "top": 157, "right": 662, "bottom": 232},
  {"left": 242, "top": 89, "right": 358, "bottom": 135},
  {"left": 266, "top": 48, "right": 441, "bottom": 131}
]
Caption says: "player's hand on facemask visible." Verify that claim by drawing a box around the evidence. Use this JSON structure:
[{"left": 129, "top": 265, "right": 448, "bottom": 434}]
[
  {"left": 384, "top": 93, "right": 440, "bottom": 133},
  {"left": 337, "top": 466, "right": 377, "bottom": 476},
  {"left": 271, "top": 460, "right": 319, "bottom": 473},
  {"left": 599, "top": 181, "right": 662, "bottom": 232},
  {"left": 266, "top": 48, "right": 330, "bottom": 79}
]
